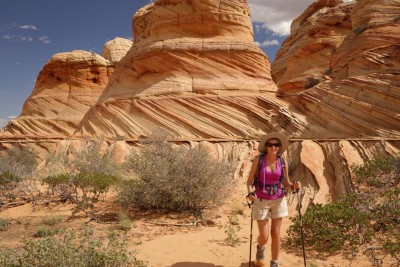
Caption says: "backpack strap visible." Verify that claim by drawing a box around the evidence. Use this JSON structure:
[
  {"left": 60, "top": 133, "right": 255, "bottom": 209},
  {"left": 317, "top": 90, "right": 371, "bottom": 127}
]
[
  {"left": 279, "top": 156, "right": 285, "bottom": 184},
  {"left": 253, "top": 154, "right": 286, "bottom": 189},
  {"left": 252, "top": 153, "right": 264, "bottom": 187}
]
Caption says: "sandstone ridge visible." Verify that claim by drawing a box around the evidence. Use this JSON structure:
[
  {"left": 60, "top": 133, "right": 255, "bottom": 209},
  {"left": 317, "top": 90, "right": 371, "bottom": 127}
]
[{"left": 272, "top": 0, "right": 400, "bottom": 138}]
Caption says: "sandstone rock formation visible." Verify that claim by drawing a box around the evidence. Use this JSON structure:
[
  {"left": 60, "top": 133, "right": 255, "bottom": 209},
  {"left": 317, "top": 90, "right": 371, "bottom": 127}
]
[
  {"left": 272, "top": 0, "right": 352, "bottom": 95},
  {"left": 75, "top": 0, "right": 307, "bottom": 140},
  {"left": 273, "top": 0, "right": 400, "bottom": 138},
  {"left": 0, "top": 0, "right": 399, "bottom": 208},
  {"left": 0, "top": 38, "right": 132, "bottom": 140},
  {"left": 0, "top": 51, "right": 111, "bottom": 139},
  {"left": 102, "top": 38, "right": 133, "bottom": 64}
]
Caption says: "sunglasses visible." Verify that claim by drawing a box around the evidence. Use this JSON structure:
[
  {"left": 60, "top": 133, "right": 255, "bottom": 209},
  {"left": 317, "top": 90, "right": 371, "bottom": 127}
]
[{"left": 266, "top": 143, "right": 281, "bottom": 148}]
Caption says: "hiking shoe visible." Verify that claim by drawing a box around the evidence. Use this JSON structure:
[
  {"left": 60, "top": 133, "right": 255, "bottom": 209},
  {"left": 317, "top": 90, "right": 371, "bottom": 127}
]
[
  {"left": 254, "top": 245, "right": 265, "bottom": 266},
  {"left": 270, "top": 260, "right": 279, "bottom": 267}
]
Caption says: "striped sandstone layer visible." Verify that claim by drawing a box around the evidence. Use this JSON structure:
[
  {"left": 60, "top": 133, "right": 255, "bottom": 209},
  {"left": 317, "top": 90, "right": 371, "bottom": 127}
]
[
  {"left": 75, "top": 0, "right": 309, "bottom": 140},
  {"left": 272, "top": 0, "right": 400, "bottom": 138}
]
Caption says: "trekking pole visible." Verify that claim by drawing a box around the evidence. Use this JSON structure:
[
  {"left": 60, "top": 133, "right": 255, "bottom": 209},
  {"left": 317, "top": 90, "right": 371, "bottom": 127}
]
[
  {"left": 295, "top": 188, "right": 307, "bottom": 267},
  {"left": 246, "top": 194, "right": 254, "bottom": 267}
]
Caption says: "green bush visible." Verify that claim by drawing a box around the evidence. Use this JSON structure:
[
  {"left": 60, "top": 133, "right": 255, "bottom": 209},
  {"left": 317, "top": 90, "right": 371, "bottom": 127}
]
[
  {"left": 286, "top": 155, "right": 400, "bottom": 266},
  {"left": 286, "top": 193, "right": 372, "bottom": 254},
  {"left": 34, "top": 225, "right": 63, "bottom": 237},
  {"left": 119, "top": 135, "right": 235, "bottom": 214},
  {"left": 0, "top": 228, "right": 147, "bottom": 267},
  {"left": 0, "top": 147, "right": 40, "bottom": 203},
  {"left": 0, "top": 218, "right": 11, "bottom": 231},
  {"left": 353, "top": 25, "right": 366, "bottom": 35},
  {"left": 43, "top": 172, "right": 121, "bottom": 213},
  {"left": 40, "top": 214, "right": 64, "bottom": 226},
  {"left": 304, "top": 77, "right": 320, "bottom": 89},
  {"left": 43, "top": 140, "right": 123, "bottom": 178},
  {"left": 42, "top": 141, "right": 123, "bottom": 213},
  {"left": 0, "top": 146, "right": 37, "bottom": 179},
  {"left": 353, "top": 156, "right": 400, "bottom": 187},
  {"left": 118, "top": 213, "right": 133, "bottom": 233},
  {"left": 225, "top": 214, "right": 242, "bottom": 247}
]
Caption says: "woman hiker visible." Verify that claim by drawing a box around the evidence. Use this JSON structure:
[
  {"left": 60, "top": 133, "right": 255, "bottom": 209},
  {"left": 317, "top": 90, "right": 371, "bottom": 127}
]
[{"left": 246, "top": 132, "right": 301, "bottom": 267}]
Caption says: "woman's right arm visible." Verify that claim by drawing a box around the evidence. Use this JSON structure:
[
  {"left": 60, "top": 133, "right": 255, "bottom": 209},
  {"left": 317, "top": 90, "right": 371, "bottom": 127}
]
[{"left": 247, "top": 155, "right": 259, "bottom": 201}]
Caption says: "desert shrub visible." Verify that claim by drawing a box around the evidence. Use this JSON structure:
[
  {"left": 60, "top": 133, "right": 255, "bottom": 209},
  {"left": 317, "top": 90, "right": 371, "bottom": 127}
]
[
  {"left": 44, "top": 140, "right": 122, "bottom": 177},
  {"left": 0, "top": 147, "right": 40, "bottom": 203},
  {"left": 0, "top": 228, "right": 147, "bottom": 267},
  {"left": 118, "top": 213, "right": 133, "bottom": 233},
  {"left": 304, "top": 77, "right": 320, "bottom": 89},
  {"left": 353, "top": 25, "right": 366, "bottom": 35},
  {"left": 43, "top": 172, "right": 121, "bottom": 213},
  {"left": 225, "top": 214, "right": 242, "bottom": 247},
  {"left": 0, "top": 146, "right": 37, "bottom": 179},
  {"left": 71, "top": 141, "right": 122, "bottom": 176},
  {"left": 119, "top": 135, "right": 235, "bottom": 214},
  {"left": 286, "top": 193, "right": 372, "bottom": 255},
  {"left": 0, "top": 218, "right": 11, "bottom": 231},
  {"left": 34, "top": 225, "right": 63, "bottom": 237},
  {"left": 286, "top": 155, "right": 400, "bottom": 266},
  {"left": 42, "top": 141, "right": 123, "bottom": 213},
  {"left": 40, "top": 214, "right": 64, "bottom": 226},
  {"left": 353, "top": 156, "right": 400, "bottom": 187}
]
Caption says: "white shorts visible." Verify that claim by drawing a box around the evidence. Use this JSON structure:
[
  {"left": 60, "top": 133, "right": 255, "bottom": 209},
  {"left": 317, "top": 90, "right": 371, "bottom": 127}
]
[{"left": 252, "top": 197, "right": 288, "bottom": 220}]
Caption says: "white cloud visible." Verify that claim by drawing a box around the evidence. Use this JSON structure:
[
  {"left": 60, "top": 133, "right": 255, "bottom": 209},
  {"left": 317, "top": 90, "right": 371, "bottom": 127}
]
[
  {"left": 21, "top": 36, "right": 33, "bottom": 41},
  {"left": 0, "top": 118, "right": 8, "bottom": 129},
  {"left": 248, "top": 0, "right": 314, "bottom": 36},
  {"left": 3, "top": 22, "right": 50, "bottom": 44},
  {"left": 38, "top": 36, "right": 51, "bottom": 44},
  {"left": 3, "top": 34, "right": 14, "bottom": 40},
  {"left": 0, "top": 116, "right": 16, "bottom": 129},
  {"left": 20, "top": 25, "right": 38, "bottom": 30},
  {"left": 257, "top": 39, "right": 280, "bottom": 47},
  {"left": 11, "top": 22, "right": 38, "bottom": 31},
  {"left": 3, "top": 34, "right": 35, "bottom": 42}
]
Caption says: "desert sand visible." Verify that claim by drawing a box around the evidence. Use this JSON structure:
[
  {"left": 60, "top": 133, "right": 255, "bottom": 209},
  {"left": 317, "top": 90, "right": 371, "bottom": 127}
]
[{"left": 0, "top": 180, "right": 383, "bottom": 267}]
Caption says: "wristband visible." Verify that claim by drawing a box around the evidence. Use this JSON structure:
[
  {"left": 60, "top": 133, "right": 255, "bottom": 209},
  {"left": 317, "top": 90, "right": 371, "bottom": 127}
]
[{"left": 246, "top": 192, "right": 255, "bottom": 198}]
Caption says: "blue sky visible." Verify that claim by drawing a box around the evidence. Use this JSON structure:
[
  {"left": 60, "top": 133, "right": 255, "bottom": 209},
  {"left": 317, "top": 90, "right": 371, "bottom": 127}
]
[{"left": 0, "top": 0, "right": 319, "bottom": 129}]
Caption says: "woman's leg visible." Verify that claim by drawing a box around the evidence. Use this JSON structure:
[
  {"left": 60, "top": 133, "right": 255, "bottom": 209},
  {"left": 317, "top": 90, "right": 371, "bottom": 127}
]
[
  {"left": 255, "top": 220, "right": 269, "bottom": 265},
  {"left": 270, "top": 217, "right": 283, "bottom": 261},
  {"left": 257, "top": 219, "right": 269, "bottom": 247}
]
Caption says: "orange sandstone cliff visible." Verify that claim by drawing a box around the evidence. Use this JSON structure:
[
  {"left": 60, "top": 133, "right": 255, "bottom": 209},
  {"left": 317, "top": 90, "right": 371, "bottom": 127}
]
[
  {"left": 0, "top": 0, "right": 400, "bottom": 205},
  {"left": 75, "top": 0, "right": 307, "bottom": 140},
  {"left": 272, "top": 0, "right": 400, "bottom": 138}
]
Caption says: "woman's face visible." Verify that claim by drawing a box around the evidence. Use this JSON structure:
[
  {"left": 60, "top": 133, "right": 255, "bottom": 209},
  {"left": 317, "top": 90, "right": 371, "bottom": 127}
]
[{"left": 265, "top": 138, "right": 281, "bottom": 154}]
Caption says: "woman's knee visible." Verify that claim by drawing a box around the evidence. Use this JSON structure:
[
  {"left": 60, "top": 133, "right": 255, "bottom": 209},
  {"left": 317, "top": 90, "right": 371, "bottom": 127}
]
[
  {"left": 270, "top": 219, "right": 282, "bottom": 239},
  {"left": 258, "top": 234, "right": 268, "bottom": 245},
  {"left": 270, "top": 228, "right": 280, "bottom": 240}
]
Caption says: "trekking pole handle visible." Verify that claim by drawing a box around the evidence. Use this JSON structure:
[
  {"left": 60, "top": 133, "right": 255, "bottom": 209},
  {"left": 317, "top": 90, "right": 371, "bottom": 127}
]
[
  {"left": 246, "top": 192, "right": 255, "bottom": 208},
  {"left": 291, "top": 180, "right": 301, "bottom": 194}
]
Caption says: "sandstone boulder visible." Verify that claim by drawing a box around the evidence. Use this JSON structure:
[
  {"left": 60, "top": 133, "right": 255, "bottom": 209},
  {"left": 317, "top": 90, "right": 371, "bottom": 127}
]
[
  {"left": 101, "top": 37, "right": 133, "bottom": 64},
  {"left": 0, "top": 50, "right": 112, "bottom": 139}
]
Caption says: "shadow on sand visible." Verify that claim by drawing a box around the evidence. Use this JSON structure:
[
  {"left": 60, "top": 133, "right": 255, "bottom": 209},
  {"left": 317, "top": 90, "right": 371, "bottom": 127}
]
[
  {"left": 170, "top": 262, "right": 252, "bottom": 267},
  {"left": 170, "top": 263, "right": 224, "bottom": 267}
]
